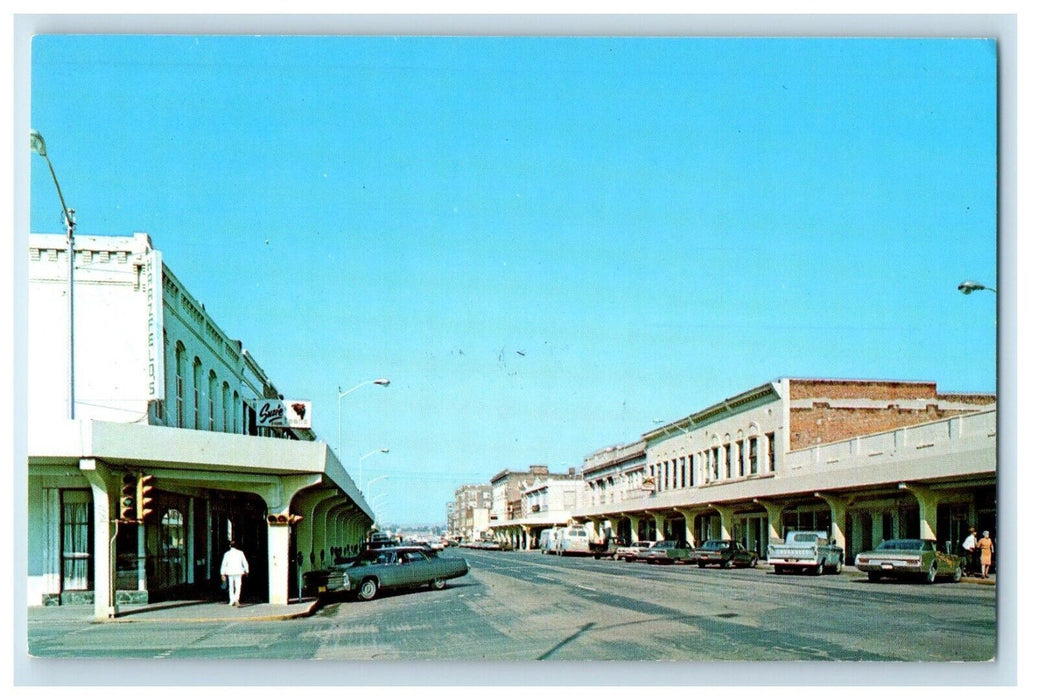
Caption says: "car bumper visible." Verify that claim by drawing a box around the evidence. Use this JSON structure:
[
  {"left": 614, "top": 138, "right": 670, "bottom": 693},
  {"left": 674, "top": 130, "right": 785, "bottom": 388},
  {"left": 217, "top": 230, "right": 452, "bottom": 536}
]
[{"left": 855, "top": 560, "right": 923, "bottom": 574}]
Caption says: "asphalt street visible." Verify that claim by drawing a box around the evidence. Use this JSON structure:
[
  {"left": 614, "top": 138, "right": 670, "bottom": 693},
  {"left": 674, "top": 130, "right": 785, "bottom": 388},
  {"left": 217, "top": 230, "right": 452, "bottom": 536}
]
[{"left": 26, "top": 547, "right": 997, "bottom": 667}]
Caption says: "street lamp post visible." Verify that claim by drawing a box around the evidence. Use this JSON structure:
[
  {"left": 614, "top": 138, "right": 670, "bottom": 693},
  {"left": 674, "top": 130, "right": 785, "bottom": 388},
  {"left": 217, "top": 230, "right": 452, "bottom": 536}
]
[
  {"left": 30, "top": 129, "right": 77, "bottom": 419},
  {"left": 958, "top": 280, "right": 997, "bottom": 295},
  {"left": 336, "top": 378, "right": 390, "bottom": 455},
  {"left": 358, "top": 448, "right": 389, "bottom": 492},
  {"left": 366, "top": 474, "right": 390, "bottom": 493}
]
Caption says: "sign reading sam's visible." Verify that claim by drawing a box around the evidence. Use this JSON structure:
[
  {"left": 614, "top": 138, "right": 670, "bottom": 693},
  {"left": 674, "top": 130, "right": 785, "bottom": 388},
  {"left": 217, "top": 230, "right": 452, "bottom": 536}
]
[{"left": 250, "top": 399, "right": 312, "bottom": 429}]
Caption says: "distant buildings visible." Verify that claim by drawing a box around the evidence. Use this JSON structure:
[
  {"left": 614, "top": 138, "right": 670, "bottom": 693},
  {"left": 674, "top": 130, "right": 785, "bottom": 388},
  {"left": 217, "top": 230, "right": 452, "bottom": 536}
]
[
  {"left": 454, "top": 378, "right": 996, "bottom": 559},
  {"left": 450, "top": 484, "right": 492, "bottom": 541},
  {"left": 27, "top": 232, "right": 373, "bottom": 618}
]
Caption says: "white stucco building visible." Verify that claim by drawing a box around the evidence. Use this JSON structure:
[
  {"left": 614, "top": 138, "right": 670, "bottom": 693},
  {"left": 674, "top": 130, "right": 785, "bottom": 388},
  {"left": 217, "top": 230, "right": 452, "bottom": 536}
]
[{"left": 27, "top": 232, "right": 374, "bottom": 618}]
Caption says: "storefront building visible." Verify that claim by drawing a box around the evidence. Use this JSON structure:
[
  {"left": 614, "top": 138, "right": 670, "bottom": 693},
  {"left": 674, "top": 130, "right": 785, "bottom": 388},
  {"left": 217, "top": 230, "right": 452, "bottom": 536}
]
[
  {"left": 27, "top": 232, "right": 374, "bottom": 618},
  {"left": 574, "top": 379, "right": 996, "bottom": 559}
]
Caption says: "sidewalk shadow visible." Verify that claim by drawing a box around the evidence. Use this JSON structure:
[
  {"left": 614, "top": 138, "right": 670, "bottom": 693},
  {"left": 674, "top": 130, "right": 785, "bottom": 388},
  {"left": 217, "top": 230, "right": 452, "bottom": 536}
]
[{"left": 116, "top": 599, "right": 213, "bottom": 618}]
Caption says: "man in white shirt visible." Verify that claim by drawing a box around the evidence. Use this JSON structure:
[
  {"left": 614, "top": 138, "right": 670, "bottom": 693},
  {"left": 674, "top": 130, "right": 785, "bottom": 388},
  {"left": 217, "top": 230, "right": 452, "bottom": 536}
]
[
  {"left": 220, "top": 541, "right": 250, "bottom": 607},
  {"left": 960, "top": 527, "right": 977, "bottom": 575}
]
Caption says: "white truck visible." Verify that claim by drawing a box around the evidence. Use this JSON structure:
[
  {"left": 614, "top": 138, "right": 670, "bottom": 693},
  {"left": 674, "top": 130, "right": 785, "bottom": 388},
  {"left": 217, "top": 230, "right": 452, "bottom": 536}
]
[{"left": 767, "top": 530, "right": 844, "bottom": 575}]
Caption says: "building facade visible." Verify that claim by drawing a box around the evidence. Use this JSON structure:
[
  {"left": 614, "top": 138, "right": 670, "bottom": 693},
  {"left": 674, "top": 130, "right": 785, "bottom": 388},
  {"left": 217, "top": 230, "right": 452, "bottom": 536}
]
[
  {"left": 574, "top": 378, "right": 996, "bottom": 560},
  {"left": 451, "top": 483, "right": 493, "bottom": 541},
  {"left": 27, "top": 232, "right": 374, "bottom": 618},
  {"left": 487, "top": 465, "right": 583, "bottom": 549}
]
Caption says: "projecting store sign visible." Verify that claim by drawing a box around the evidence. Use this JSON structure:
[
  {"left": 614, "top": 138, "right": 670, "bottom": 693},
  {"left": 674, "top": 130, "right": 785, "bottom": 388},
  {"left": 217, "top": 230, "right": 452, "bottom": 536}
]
[{"left": 251, "top": 399, "right": 312, "bottom": 429}]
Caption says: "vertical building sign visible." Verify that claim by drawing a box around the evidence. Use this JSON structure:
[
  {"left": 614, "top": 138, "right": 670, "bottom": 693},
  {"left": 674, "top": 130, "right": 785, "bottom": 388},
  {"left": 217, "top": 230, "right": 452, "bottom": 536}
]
[{"left": 145, "top": 249, "right": 165, "bottom": 400}]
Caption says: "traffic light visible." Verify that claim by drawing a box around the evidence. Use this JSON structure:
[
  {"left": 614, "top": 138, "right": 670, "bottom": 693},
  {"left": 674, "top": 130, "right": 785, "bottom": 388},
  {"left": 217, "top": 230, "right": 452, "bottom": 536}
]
[
  {"left": 137, "top": 473, "right": 155, "bottom": 521},
  {"left": 119, "top": 473, "right": 137, "bottom": 522}
]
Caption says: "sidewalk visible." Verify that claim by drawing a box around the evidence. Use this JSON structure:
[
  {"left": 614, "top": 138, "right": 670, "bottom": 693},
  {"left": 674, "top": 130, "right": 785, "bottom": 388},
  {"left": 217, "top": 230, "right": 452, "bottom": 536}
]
[{"left": 28, "top": 597, "right": 323, "bottom": 624}]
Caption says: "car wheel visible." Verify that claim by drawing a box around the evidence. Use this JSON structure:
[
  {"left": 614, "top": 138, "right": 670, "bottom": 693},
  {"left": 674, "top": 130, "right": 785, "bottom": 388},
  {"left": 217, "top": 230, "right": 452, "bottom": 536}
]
[
  {"left": 722, "top": 558, "right": 733, "bottom": 569},
  {"left": 814, "top": 562, "right": 825, "bottom": 576},
  {"left": 834, "top": 559, "right": 843, "bottom": 575},
  {"left": 867, "top": 572, "right": 882, "bottom": 582},
  {"left": 774, "top": 565, "right": 785, "bottom": 575},
  {"left": 698, "top": 562, "right": 706, "bottom": 568},
  {"left": 357, "top": 578, "right": 379, "bottom": 601},
  {"left": 952, "top": 564, "right": 963, "bottom": 583},
  {"left": 925, "top": 562, "right": 938, "bottom": 585},
  {"left": 431, "top": 577, "right": 446, "bottom": 590}
]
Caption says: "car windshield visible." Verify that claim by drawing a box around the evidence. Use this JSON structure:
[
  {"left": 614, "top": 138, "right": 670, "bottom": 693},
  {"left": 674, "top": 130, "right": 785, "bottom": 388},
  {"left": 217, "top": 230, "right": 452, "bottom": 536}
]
[
  {"left": 355, "top": 550, "right": 397, "bottom": 565},
  {"left": 793, "top": 533, "right": 822, "bottom": 543},
  {"left": 701, "top": 541, "right": 729, "bottom": 550},
  {"left": 876, "top": 539, "right": 926, "bottom": 551},
  {"left": 652, "top": 541, "right": 676, "bottom": 549}
]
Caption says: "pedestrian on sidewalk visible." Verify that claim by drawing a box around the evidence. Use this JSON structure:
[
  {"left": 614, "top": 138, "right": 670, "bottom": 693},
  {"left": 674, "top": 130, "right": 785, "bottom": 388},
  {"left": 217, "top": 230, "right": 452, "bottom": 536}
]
[
  {"left": 977, "top": 531, "right": 994, "bottom": 579},
  {"left": 220, "top": 540, "right": 250, "bottom": 606},
  {"left": 961, "top": 527, "right": 978, "bottom": 575}
]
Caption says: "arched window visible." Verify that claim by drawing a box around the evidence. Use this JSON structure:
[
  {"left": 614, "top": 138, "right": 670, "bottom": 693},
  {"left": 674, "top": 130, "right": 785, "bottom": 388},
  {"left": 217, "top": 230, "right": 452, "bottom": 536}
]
[
  {"left": 232, "top": 391, "right": 240, "bottom": 433},
  {"left": 192, "top": 358, "right": 203, "bottom": 430},
  {"left": 207, "top": 370, "right": 217, "bottom": 431},
  {"left": 160, "top": 509, "right": 186, "bottom": 585},
  {"left": 174, "top": 343, "right": 186, "bottom": 428},
  {"left": 222, "top": 382, "right": 231, "bottom": 433}
]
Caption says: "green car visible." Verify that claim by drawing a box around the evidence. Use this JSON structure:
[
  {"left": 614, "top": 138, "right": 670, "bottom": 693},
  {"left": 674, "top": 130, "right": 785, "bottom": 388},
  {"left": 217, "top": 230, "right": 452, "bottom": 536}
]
[
  {"left": 304, "top": 546, "right": 470, "bottom": 600},
  {"left": 854, "top": 538, "right": 963, "bottom": 584}
]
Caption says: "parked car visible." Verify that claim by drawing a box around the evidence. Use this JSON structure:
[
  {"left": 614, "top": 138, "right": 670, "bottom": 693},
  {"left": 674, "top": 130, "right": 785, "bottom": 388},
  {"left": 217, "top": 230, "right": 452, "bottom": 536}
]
[
  {"left": 615, "top": 540, "right": 656, "bottom": 562},
  {"left": 303, "top": 545, "right": 469, "bottom": 600},
  {"left": 855, "top": 538, "right": 963, "bottom": 584},
  {"left": 540, "top": 527, "right": 561, "bottom": 554},
  {"left": 589, "top": 536, "right": 619, "bottom": 560},
  {"left": 767, "top": 530, "right": 844, "bottom": 575},
  {"left": 555, "top": 526, "right": 593, "bottom": 556},
  {"left": 643, "top": 540, "right": 693, "bottom": 564},
  {"left": 691, "top": 539, "right": 759, "bottom": 568}
]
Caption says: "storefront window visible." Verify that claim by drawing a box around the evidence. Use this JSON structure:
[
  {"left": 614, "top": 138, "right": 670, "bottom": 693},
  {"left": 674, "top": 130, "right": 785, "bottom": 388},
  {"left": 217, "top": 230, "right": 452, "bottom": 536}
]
[{"left": 61, "top": 491, "right": 92, "bottom": 591}]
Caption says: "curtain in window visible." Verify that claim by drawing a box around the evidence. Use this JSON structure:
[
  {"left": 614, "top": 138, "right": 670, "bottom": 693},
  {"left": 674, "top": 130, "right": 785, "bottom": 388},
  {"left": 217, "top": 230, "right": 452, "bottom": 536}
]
[{"left": 62, "top": 500, "right": 90, "bottom": 591}]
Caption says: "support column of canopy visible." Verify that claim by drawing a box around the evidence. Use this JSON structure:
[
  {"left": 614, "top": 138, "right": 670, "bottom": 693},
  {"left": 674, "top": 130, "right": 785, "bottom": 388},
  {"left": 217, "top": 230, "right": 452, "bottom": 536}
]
[
  {"left": 899, "top": 482, "right": 939, "bottom": 541},
  {"left": 651, "top": 512, "right": 666, "bottom": 541},
  {"left": 311, "top": 497, "right": 340, "bottom": 567},
  {"left": 80, "top": 459, "right": 117, "bottom": 621},
  {"left": 628, "top": 514, "right": 643, "bottom": 541},
  {"left": 295, "top": 489, "right": 339, "bottom": 573},
  {"left": 708, "top": 503, "right": 735, "bottom": 540},
  {"left": 521, "top": 525, "right": 531, "bottom": 550},
  {"left": 260, "top": 474, "right": 323, "bottom": 606},
  {"left": 674, "top": 507, "right": 710, "bottom": 547},
  {"left": 607, "top": 517, "right": 621, "bottom": 541},
  {"left": 753, "top": 498, "right": 787, "bottom": 544},
  {"left": 815, "top": 492, "right": 849, "bottom": 559}
]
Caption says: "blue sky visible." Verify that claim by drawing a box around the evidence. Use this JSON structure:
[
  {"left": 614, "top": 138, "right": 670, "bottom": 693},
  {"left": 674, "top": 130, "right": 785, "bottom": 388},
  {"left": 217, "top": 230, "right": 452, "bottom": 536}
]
[{"left": 29, "top": 35, "right": 998, "bottom": 525}]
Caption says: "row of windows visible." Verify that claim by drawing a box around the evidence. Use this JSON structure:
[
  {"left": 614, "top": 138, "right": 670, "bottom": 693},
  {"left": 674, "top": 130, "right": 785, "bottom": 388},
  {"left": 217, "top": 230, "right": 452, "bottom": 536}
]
[
  {"left": 586, "top": 433, "right": 778, "bottom": 503},
  {"left": 162, "top": 340, "right": 255, "bottom": 434},
  {"left": 650, "top": 432, "right": 776, "bottom": 491}
]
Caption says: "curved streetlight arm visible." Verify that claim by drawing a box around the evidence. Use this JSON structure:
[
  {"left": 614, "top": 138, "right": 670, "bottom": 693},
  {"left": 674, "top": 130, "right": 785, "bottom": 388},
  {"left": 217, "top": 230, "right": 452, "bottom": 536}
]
[
  {"left": 336, "top": 378, "right": 390, "bottom": 455},
  {"left": 365, "top": 474, "right": 390, "bottom": 493},
  {"left": 31, "top": 130, "right": 74, "bottom": 230},
  {"left": 31, "top": 129, "right": 76, "bottom": 420},
  {"left": 357, "top": 447, "right": 389, "bottom": 491}
]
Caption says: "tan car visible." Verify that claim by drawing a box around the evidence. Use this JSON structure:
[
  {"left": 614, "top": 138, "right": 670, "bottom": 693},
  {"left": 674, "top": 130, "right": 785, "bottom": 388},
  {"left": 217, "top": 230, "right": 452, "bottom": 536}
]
[
  {"left": 614, "top": 540, "right": 656, "bottom": 562},
  {"left": 855, "top": 538, "right": 963, "bottom": 584}
]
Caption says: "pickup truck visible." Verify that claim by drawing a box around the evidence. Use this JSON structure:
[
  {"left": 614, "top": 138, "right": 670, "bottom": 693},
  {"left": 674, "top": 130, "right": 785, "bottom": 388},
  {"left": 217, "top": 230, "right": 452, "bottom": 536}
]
[
  {"left": 767, "top": 530, "right": 844, "bottom": 575},
  {"left": 589, "top": 536, "right": 619, "bottom": 560}
]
